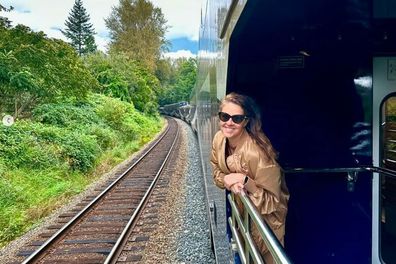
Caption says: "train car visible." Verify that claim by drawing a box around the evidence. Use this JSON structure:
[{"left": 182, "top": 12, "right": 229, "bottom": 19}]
[
  {"left": 193, "top": 0, "right": 396, "bottom": 263},
  {"left": 159, "top": 101, "right": 189, "bottom": 118},
  {"left": 160, "top": 101, "right": 196, "bottom": 124}
]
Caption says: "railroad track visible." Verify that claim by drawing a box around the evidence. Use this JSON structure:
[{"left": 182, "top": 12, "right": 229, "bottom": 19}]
[{"left": 14, "top": 118, "right": 180, "bottom": 264}]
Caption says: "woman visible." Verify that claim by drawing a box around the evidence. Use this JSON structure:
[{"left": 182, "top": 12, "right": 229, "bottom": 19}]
[{"left": 210, "top": 92, "right": 289, "bottom": 263}]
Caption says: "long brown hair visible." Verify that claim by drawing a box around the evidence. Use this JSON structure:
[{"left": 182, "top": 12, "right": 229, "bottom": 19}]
[{"left": 220, "top": 92, "right": 278, "bottom": 163}]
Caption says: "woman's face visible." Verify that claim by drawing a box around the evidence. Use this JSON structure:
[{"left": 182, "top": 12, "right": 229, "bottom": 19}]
[{"left": 219, "top": 102, "right": 247, "bottom": 140}]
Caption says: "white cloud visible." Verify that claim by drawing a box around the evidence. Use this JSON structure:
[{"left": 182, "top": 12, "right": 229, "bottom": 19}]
[
  {"left": 0, "top": 0, "right": 203, "bottom": 52},
  {"left": 153, "top": 0, "right": 202, "bottom": 41},
  {"left": 163, "top": 50, "right": 197, "bottom": 60}
]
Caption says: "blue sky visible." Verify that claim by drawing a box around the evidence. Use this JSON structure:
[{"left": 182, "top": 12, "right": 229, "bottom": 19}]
[
  {"left": 0, "top": 0, "right": 202, "bottom": 58},
  {"left": 169, "top": 38, "right": 198, "bottom": 54}
]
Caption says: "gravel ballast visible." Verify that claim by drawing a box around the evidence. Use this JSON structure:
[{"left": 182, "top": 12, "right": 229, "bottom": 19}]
[{"left": 143, "top": 119, "right": 215, "bottom": 263}]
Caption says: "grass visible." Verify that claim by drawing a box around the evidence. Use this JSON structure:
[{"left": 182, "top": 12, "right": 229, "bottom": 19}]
[{"left": 0, "top": 168, "right": 88, "bottom": 245}]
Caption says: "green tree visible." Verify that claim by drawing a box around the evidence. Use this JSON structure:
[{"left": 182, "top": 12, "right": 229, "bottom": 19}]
[
  {"left": 84, "top": 52, "right": 159, "bottom": 114},
  {"left": 0, "top": 25, "right": 98, "bottom": 118},
  {"left": 62, "top": 0, "right": 97, "bottom": 56},
  {"left": 158, "top": 58, "right": 197, "bottom": 105},
  {"left": 0, "top": 4, "right": 13, "bottom": 28},
  {"left": 105, "top": 0, "right": 168, "bottom": 72},
  {"left": 155, "top": 58, "right": 177, "bottom": 88}
]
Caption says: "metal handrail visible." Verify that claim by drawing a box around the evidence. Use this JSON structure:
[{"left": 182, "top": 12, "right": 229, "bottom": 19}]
[
  {"left": 283, "top": 166, "right": 396, "bottom": 179},
  {"left": 366, "top": 165, "right": 396, "bottom": 179},
  {"left": 226, "top": 165, "right": 396, "bottom": 264},
  {"left": 283, "top": 167, "right": 366, "bottom": 174},
  {"left": 227, "top": 192, "right": 292, "bottom": 264}
]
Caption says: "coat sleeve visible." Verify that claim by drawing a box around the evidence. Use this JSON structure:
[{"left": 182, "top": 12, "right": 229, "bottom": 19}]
[
  {"left": 244, "top": 151, "right": 281, "bottom": 215},
  {"left": 210, "top": 133, "right": 226, "bottom": 189}
]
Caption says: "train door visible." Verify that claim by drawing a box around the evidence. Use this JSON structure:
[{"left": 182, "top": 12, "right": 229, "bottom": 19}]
[{"left": 373, "top": 57, "right": 396, "bottom": 263}]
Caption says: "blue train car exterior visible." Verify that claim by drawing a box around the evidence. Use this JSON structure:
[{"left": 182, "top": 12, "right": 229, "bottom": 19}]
[{"left": 193, "top": 0, "right": 396, "bottom": 263}]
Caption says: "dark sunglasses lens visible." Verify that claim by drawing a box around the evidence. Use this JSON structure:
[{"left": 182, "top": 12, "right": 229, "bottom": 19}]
[
  {"left": 219, "top": 112, "right": 246, "bottom": 124},
  {"left": 219, "top": 112, "right": 230, "bottom": 122},
  {"left": 232, "top": 115, "right": 245, "bottom": 124}
]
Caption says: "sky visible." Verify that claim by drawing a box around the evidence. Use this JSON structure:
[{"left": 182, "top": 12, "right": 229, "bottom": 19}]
[{"left": 0, "top": 0, "right": 203, "bottom": 59}]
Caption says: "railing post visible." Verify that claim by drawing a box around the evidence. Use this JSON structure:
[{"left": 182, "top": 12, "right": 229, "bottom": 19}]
[
  {"left": 227, "top": 192, "right": 290, "bottom": 264},
  {"left": 244, "top": 204, "right": 249, "bottom": 264}
]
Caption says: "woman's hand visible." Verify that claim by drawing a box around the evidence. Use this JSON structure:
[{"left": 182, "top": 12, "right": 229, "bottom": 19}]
[
  {"left": 224, "top": 173, "right": 245, "bottom": 194},
  {"left": 230, "top": 182, "right": 245, "bottom": 194}
]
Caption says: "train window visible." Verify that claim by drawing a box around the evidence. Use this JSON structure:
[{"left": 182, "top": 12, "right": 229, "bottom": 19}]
[{"left": 381, "top": 96, "right": 396, "bottom": 263}]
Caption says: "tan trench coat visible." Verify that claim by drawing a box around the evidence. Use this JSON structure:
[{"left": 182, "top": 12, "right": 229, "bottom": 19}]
[{"left": 210, "top": 129, "right": 289, "bottom": 260}]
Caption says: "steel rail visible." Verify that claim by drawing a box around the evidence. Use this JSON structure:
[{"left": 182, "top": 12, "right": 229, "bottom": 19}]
[
  {"left": 105, "top": 120, "right": 180, "bottom": 263},
  {"left": 22, "top": 120, "right": 173, "bottom": 264}
]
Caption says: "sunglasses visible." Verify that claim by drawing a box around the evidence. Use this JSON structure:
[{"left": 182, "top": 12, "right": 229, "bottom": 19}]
[{"left": 218, "top": 112, "right": 248, "bottom": 124}]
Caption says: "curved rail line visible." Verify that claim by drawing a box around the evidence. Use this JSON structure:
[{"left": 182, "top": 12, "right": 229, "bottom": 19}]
[{"left": 21, "top": 118, "right": 179, "bottom": 264}]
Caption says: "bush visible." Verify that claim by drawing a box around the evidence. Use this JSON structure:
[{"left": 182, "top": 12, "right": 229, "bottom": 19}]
[
  {"left": 61, "top": 132, "right": 99, "bottom": 172},
  {"left": 87, "top": 124, "right": 117, "bottom": 150},
  {"left": 0, "top": 126, "right": 24, "bottom": 164},
  {"left": 0, "top": 94, "right": 162, "bottom": 173},
  {"left": 32, "top": 103, "right": 102, "bottom": 127},
  {"left": 94, "top": 95, "right": 130, "bottom": 129},
  {"left": 0, "top": 121, "right": 99, "bottom": 172},
  {"left": 0, "top": 123, "right": 59, "bottom": 169}
]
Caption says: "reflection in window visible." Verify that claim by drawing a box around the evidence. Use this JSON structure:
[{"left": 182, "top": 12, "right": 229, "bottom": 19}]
[{"left": 381, "top": 96, "right": 396, "bottom": 263}]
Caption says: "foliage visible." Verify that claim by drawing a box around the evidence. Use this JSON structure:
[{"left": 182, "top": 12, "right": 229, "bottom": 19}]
[
  {"left": 0, "top": 93, "right": 163, "bottom": 246},
  {"left": 32, "top": 103, "right": 102, "bottom": 127},
  {"left": 158, "top": 58, "right": 197, "bottom": 105},
  {"left": 62, "top": 0, "right": 97, "bottom": 56},
  {"left": 0, "top": 121, "right": 97, "bottom": 172},
  {"left": 0, "top": 25, "right": 99, "bottom": 117},
  {"left": 84, "top": 52, "right": 159, "bottom": 114},
  {"left": 155, "top": 58, "right": 177, "bottom": 89},
  {"left": 91, "top": 93, "right": 160, "bottom": 139},
  {"left": 0, "top": 93, "right": 161, "bottom": 173},
  {"left": 105, "top": 0, "right": 169, "bottom": 72},
  {"left": 0, "top": 4, "right": 13, "bottom": 28}
]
